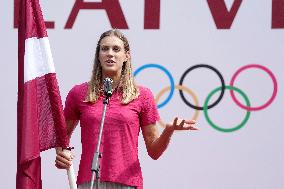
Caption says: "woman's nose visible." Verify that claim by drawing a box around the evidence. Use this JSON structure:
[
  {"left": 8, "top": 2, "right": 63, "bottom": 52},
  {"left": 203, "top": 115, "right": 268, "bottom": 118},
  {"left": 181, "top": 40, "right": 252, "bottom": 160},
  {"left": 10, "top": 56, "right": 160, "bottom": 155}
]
[{"left": 106, "top": 50, "right": 114, "bottom": 57}]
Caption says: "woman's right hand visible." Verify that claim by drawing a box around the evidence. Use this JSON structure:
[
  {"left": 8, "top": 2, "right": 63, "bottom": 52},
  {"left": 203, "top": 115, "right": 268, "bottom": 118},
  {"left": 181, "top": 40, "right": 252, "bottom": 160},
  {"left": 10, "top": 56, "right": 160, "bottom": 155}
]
[{"left": 55, "top": 147, "right": 74, "bottom": 169}]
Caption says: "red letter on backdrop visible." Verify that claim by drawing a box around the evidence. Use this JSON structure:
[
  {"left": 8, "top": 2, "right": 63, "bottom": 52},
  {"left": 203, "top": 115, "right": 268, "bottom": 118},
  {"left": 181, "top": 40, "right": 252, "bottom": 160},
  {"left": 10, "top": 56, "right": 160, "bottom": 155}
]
[
  {"left": 207, "top": 0, "right": 242, "bottom": 29},
  {"left": 272, "top": 0, "right": 284, "bottom": 28},
  {"left": 14, "top": 0, "right": 55, "bottom": 29},
  {"left": 65, "top": 0, "right": 128, "bottom": 29},
  {"left": 144, "top": 0, "right": 160, "bottom": 29}
]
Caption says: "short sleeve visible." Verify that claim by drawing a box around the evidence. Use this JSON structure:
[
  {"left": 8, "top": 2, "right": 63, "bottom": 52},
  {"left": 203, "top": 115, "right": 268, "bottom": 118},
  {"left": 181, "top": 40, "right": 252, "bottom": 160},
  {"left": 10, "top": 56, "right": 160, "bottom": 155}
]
[
  {"left": 64, "top": 86, "right": 80, "bottom": 121},
  {"left": 139, "top": 87, "right": 160, "bottom": 127}
]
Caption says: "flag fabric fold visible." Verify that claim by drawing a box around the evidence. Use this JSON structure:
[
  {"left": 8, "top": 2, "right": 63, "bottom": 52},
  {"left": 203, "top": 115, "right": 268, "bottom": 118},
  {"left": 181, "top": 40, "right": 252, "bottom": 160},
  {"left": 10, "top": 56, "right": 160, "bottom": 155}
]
[{"left": 17, "top": 0, "right": 69, "bottom": 188}]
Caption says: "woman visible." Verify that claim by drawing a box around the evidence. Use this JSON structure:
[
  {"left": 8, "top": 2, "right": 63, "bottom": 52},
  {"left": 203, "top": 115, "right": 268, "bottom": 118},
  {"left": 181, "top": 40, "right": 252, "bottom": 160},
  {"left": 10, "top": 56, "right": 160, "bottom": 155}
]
[{"left": 55, "top": 29, "right": 197, "bottom": 189}]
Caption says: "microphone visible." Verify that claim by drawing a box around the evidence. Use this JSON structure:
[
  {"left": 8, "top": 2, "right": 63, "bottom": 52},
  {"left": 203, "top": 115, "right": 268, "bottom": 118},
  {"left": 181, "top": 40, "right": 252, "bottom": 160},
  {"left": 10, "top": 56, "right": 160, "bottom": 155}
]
[{"left": 103, "top": 77, "right": 113, "bottom": 98}]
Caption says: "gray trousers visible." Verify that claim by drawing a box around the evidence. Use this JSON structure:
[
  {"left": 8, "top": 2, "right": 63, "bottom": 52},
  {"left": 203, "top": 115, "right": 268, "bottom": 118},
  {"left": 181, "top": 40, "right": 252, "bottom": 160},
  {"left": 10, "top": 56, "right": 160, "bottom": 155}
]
[{"left": 78, "top": 182, "right": 135, "bottom": 189}]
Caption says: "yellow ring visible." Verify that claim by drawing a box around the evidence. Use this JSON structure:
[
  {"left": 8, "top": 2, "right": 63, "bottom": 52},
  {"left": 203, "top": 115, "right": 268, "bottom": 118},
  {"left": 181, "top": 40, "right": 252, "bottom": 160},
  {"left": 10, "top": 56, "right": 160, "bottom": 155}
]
[{"left": 155, "top": 85, "right": 200, "bottom": 128}]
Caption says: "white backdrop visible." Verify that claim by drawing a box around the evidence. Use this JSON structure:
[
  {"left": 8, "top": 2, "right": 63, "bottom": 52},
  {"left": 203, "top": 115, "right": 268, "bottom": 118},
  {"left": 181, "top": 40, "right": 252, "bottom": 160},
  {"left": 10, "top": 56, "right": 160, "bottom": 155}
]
[{"left": 1, "top": 0, "right": 284, "bottom": 188}]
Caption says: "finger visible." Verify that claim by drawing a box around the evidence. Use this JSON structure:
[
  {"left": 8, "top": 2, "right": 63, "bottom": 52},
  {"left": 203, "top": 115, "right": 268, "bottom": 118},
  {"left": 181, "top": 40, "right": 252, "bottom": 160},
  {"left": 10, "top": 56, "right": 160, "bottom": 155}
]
[
  {"left": 55, "top": 156, "right": 71, "bottom": 167},
  {"left": 55, "top": 161, "right": 67, "bottom": 169},
  {"left": 173, "top": 117, "right": 178, "bottom": 126},
  {"left": 56, "top": 154, "right": 72, "bottom": 165},
  {"left": 184, "top": 120, "right": 196, "bottom": 124},
  {"left": 178, "top": 119, "right": 185, "bottom": 127},
  {"left": 58, "top": 151, "right": 73, "bottom": 161},
  {"left": 55, "top": 163, "right": 64, "bottom": 169},
  {"left": 189, "top": 126, "right": 198, "bottom": 130},
  {"left": 177, "top": 124, "right": 198, "bottom": 130},
  {"left": 55, "top": 160, "right": 70, "bottom": 169}
]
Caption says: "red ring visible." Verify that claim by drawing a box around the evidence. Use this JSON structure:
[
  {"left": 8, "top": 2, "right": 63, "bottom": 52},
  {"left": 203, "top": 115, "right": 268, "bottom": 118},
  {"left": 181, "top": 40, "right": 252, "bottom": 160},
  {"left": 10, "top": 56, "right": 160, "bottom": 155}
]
[{"left": 230, "top": 64, "right": 278, "bottom": 111}]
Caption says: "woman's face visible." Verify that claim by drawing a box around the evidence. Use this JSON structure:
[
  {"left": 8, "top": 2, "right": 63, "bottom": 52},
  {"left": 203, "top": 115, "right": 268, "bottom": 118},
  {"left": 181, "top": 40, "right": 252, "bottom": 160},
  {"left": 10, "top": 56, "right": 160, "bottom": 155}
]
[{"left": 98, "top": 35, "right": 129, "bottom": 78}]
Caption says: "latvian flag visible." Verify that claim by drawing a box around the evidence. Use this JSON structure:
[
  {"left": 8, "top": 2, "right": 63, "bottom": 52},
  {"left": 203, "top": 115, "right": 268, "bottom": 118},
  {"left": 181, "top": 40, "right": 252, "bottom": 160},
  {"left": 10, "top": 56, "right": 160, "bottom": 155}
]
[{"left": 17, "top": 0, "right": 68, "bottom": 188}]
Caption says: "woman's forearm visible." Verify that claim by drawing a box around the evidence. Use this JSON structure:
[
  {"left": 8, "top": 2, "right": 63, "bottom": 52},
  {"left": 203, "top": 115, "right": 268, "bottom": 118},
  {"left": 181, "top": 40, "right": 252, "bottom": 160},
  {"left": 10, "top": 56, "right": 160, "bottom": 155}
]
[
  {"left": 148, "top": 126, "right": 174, "bottom": 160},
  {"left": 66, "top": 120, "right": 79, "bottom": 139}
]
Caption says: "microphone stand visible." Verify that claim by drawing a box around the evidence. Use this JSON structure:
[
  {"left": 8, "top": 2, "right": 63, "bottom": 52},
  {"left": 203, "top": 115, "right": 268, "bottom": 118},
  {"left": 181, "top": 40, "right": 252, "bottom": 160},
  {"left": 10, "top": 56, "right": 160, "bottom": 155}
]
[{"left": 89, "top": 95, "right": 110, "bottom": 189}]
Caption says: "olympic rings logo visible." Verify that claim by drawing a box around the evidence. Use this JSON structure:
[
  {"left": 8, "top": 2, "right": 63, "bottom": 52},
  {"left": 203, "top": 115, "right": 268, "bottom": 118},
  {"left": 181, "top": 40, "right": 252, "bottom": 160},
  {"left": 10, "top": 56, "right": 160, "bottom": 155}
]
[{"left": 134, "top": 64, "right": 278, "bottom": 132}]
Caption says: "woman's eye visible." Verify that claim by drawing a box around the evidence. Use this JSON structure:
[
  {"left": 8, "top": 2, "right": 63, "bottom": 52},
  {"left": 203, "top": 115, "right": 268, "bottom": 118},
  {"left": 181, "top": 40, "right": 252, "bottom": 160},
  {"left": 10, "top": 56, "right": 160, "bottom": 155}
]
[
  {"left": 101, "top": 47, "right": 108, "bottom": 51},
  {"left": 113, "top": 46, "right": 120, "bottom": 52}
]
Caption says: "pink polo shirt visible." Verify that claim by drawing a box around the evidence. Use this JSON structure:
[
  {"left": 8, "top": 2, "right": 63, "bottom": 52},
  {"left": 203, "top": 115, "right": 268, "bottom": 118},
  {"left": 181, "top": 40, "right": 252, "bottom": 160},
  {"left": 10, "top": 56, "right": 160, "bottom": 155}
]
[{"left": 64, "top": 83, "right": 159, "bottom": 189}]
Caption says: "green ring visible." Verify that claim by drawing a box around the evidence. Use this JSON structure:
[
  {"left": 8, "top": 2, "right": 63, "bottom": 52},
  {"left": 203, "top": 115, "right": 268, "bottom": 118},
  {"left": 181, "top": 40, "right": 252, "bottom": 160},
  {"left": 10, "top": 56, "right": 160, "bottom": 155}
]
[{"left": 204, "top": 86, "right": 251, "bottom": 132}]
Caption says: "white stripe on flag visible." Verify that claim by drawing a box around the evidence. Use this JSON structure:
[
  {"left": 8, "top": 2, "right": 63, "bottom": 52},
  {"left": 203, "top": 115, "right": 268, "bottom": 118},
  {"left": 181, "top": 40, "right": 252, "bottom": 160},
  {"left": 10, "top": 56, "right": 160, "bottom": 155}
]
[{"left": 24, "top": 37, "right": 55, "bottom": 82}]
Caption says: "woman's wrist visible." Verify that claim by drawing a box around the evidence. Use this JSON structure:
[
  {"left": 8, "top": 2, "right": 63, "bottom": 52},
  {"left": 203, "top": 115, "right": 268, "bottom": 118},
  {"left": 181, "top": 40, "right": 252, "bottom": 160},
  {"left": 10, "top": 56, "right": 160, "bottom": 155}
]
[
  {"left": 55, "top": 147, "right": 63, "bottom": 154},
  {"left": 163, "top": 124, "right": 175, "bottom": 138}
]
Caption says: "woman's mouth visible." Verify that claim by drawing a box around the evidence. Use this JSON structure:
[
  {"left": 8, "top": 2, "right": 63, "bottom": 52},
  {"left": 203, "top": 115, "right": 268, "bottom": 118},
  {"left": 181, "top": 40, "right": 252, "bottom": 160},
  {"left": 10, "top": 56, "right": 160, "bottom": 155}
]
[{"left": 106, "top": 59, "right": 115, "bottom": 64}]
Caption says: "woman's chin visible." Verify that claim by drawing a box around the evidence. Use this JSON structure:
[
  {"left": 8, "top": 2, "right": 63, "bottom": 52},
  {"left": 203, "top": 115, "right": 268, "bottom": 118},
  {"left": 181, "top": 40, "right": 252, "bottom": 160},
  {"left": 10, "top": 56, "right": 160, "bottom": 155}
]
[{"left": 102, "top": 69, "right": 120, "bottom": 76}]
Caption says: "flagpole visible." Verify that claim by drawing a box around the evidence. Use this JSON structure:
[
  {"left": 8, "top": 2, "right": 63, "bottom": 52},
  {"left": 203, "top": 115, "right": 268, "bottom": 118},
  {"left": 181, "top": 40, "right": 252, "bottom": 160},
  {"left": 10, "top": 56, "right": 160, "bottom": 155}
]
[{"left": 63, "top": 149, "right": 77, "bottom": 189}]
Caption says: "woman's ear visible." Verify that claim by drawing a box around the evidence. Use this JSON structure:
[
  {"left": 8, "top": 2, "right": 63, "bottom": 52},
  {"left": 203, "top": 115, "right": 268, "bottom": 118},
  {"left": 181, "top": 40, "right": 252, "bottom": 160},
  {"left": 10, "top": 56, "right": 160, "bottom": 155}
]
[{"left": 125, "top": 51, "right": 131, "bottom": 62}]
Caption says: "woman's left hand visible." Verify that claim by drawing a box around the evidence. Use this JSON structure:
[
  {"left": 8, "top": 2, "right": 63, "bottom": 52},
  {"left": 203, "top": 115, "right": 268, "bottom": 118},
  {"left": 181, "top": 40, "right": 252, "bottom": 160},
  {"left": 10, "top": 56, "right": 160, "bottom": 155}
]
[{"left": 166, "top": 117, "right": 198, "bottom": 131}]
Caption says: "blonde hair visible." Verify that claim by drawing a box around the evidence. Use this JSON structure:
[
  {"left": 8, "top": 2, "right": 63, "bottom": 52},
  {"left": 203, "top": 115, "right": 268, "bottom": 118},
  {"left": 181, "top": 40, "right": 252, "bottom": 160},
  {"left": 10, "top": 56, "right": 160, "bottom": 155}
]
[{"left": 85, "top": 29, "right": 139, "bottom": 104}]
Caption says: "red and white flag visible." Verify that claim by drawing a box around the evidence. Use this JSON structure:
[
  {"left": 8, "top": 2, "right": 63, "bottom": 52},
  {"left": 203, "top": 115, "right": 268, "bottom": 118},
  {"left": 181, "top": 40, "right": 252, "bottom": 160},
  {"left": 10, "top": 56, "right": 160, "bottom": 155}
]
[{"left": 17, "top": 0, "right": 69, "bottom": 188}]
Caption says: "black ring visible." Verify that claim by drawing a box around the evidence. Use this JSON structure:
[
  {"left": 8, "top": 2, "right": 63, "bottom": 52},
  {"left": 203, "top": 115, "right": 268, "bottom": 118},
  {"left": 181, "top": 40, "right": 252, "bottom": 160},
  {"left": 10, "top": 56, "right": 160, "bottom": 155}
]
[{"left": 179, "top": 64, "right": 225, "bottom": 110}]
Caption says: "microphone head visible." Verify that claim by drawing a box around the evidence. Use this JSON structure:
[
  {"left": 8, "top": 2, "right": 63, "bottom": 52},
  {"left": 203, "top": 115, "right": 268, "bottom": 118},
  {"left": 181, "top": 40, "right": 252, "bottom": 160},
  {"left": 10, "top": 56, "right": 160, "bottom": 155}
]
[{"left": 103, "top": 77, "right": 113, "bottom": 97}]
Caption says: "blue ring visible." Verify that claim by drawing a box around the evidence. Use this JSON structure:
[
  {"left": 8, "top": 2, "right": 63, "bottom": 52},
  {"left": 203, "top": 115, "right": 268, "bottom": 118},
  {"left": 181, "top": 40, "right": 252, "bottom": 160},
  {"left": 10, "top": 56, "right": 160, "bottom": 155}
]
[{"left": 134, "top": 64, "right": 175, "bottom": 109}]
